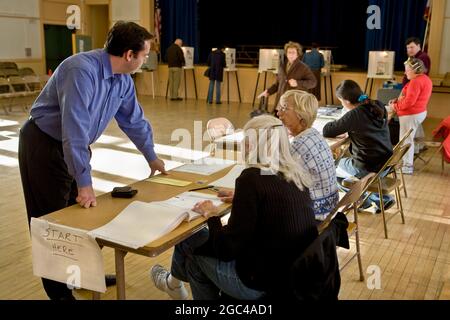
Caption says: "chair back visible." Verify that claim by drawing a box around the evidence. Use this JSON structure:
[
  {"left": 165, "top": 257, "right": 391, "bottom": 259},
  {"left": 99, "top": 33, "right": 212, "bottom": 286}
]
[
  {"left": 385, "top": 143, "right": 411, "bottom": 169},
  {"left": 206, "top": 118, "right": 235, "bottom": 142},
  {"left": 318, "top": 172, "right": 375, "bottom": 234},
  {"left": 394, "top": 128, "right": 413, "bottom": 151}
]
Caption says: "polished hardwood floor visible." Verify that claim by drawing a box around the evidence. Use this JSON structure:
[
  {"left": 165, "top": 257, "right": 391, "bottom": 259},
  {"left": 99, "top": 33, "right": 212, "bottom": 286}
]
[{"left": 0, "top": 95, "right": 448, "bottom": 300}]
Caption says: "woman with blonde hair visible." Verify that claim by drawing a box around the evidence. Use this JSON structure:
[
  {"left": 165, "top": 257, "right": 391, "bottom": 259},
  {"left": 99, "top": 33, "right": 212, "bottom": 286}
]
[
  {"left": 151, "top": 115, "right": 317, "bottom": 300},
  {"left": 388, "top": 57, "right": 432, "bottom": 174},
  {"left": 259, "top": 41, "right": 317, "bottom": 112},
  {"left": 277, "top": 90, "right": 339, "bottom": 221}
]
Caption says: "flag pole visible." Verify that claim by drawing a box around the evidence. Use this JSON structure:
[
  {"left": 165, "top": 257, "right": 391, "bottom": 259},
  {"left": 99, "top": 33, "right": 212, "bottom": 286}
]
[{"left": 423, "top": 0, "right": 432, "bottom": 51}]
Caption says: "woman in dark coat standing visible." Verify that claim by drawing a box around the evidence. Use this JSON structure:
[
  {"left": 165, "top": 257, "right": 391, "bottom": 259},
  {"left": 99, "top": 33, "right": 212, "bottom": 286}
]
[
  {"left": 260, "top": 41, "right": 317, "bottom": 113},
  {"left": 206, "top": 46, "right": 226, "bottom": 104}
]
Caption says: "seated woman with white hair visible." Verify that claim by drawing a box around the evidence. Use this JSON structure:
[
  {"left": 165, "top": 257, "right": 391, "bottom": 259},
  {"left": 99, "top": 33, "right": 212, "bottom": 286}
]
[
  {"left": 150, "top": 115, "right": 317, "bottom": 300},
  {"left": 277, "top": 90, "right": 339, "bottom": 221}
]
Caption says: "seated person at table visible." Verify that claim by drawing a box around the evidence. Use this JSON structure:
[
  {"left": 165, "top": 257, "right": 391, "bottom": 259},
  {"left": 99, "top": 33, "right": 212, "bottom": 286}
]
[
  {"left": 277, "top": 90, "right": 339, "bottom": 221},
  {"left": 323, "top": 80, "right": 394, "bottom": 212},
  {"left": 150, "top": 115, "right": 317, "bottom": 300}
]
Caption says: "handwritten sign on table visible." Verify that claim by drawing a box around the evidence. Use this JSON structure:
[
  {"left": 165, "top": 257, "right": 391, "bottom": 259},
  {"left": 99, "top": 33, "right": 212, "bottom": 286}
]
[{"left": 31, "top": 218, "right": 106, "bottom": 293}]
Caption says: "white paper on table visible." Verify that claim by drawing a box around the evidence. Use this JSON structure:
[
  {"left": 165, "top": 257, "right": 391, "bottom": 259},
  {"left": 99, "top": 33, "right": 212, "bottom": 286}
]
[
  {"left": 31, "top": 218, "right": 106, "bottom": 293},
  {"left": 209, "top": 164, "right": 246, "bottom": 189},
  {"left": 166, "top": 192, "right": 223, "bottom": 210},
  {"left": 172, "top": 157, "right": 236, "bottom": 176}
]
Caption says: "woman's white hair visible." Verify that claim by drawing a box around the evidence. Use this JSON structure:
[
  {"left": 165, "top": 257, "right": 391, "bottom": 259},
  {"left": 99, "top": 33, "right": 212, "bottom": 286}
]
[{"left": 242, "top": 115, "right": 312, "bottom": 190}]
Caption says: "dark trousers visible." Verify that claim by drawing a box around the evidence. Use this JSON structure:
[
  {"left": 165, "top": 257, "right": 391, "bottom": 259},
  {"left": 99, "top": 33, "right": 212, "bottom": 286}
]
[{"left": 18, "top": 119, "right": 78, "bottom": 300}]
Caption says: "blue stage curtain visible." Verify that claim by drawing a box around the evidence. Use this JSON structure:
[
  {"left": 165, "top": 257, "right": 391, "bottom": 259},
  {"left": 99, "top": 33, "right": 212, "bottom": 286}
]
[
  {"left": 160, "top": 0, "right": 199, "bottom": 63},
  {"left": 365, "top": 0, "right": 428, "bottom": 71}
]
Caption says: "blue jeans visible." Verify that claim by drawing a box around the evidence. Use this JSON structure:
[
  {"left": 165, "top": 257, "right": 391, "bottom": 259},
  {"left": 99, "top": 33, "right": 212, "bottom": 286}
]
[
  {"left": 171, "top": 228, "right": 265, "bottom": 300},
  {"left": 207, "top": 80, "right": 221, "bottom": 103},
  {"left": 337, "top": 157, "right": 393, "bottom": 208}
]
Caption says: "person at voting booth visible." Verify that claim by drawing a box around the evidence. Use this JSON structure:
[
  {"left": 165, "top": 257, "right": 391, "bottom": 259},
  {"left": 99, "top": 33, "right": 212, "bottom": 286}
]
[
  {"left": 166, "top": 38, "right": 185, "bottom": 100},
  {"left": 18, "top": 21, "right": 166, "bottom": 300},
  {"left": 206, "top": 45, "right": 226, "bottom": 104},
  {"left": 389, "top": 58, "right": 432, "bottom": 175},
  {"left": 302, "top": 43, "right": 325, "bottom": 100},
  {"left": 259, "top": 41, "right": 317, "bottom": 113},
  {"left": 151, "top": 115, "right": 318, "bottom": 300}
]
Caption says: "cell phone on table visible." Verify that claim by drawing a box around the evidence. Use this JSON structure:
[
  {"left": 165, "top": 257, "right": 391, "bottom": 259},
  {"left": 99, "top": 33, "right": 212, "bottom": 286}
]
[{"left": 111, "top": 186, "right": 138, "bottom": 198}]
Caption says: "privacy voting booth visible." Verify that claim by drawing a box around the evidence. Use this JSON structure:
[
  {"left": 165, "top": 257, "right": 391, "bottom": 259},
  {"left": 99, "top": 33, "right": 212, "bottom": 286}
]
[
  {"left": 252, "top": 49, "right": 284, "bottom": 106},
  {"left": 165, "top": 46, "right": 198, "bottom": 99},
  {"left": 365, "top": 51, "right": 395, "bottom": 97}
]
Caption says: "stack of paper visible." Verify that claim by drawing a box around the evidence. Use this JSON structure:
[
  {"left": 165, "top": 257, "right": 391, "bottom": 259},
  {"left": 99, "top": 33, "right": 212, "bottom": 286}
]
[
  {"left": 209, "top": 165, "right": 246, "bottom": 189},
  {"left": 173, "top": 158, "right": 236, "bottom": 176}
]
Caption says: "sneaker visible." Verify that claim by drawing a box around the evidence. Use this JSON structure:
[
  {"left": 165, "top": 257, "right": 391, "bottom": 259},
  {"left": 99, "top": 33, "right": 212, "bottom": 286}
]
[
  {"left": 150, "top": 264, "right": 188, "bottom": 300},
  {"left": 401, "top": 166, "right": 414, "bottom": 175},
  {"left": 376, "top": 198, "right": 396, "bottom": 214}
]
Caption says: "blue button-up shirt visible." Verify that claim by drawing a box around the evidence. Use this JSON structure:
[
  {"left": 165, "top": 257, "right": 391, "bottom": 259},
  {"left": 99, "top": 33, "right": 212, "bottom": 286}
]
[{"left": 31, "top": 49, "right": 157, "bottom": 187}]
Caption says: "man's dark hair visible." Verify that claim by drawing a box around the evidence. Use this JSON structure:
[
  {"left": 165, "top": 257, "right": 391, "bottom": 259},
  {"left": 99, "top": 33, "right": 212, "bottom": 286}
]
[
  {"left": 312, "top": 42, "right": 319, "bottom": 49},
  {"left": 405, "top": 37, "right": 421, "bottom": 46},
  {"left": 105, "top": 21, "right": 154, "bottom": 57}
]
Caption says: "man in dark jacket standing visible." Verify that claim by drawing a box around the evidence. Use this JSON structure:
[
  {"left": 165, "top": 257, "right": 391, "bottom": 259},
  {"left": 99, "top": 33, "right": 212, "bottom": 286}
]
[
  {"left": 206, "top": 46, "right": 226, "bottom": 104},
  {"left": 166, "top": 38, "right": 185, "bottom": 100}
]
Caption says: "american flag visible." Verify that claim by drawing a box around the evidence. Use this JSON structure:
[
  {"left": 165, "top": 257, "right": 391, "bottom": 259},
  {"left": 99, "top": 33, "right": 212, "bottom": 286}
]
[
  {"left": 423, "top": 0, "right": 432, "bottom": 22},
  {"left": 154, "top": 0, "right": 162, "bottom": 52}
]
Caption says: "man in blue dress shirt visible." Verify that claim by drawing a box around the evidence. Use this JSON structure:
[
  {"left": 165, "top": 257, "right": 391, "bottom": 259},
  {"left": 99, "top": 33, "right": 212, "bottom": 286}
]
[{"left": 18, "top": 21, "right": 166, "bottom": 300}]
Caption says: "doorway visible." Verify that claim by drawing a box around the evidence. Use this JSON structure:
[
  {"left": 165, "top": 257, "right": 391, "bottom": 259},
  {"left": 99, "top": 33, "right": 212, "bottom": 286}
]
[{"left": 44, "top": 24, "right": 74, "bottom": 74}]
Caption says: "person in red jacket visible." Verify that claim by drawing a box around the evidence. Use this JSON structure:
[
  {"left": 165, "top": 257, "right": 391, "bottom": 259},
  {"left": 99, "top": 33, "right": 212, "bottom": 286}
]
[{"left": 389, "top": 58, "right": 432, "bottom": 174}]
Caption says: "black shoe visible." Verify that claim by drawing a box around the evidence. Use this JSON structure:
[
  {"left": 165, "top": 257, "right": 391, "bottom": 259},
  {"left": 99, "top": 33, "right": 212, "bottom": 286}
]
[
  {"left": 175, "top": 97, "right": 183, "bottom": 101},
  {"left": 105, "top": 274, "right": 116, "bottom": 287},
  {"left": 170, "top": 98, "right": 177, "bottom": 101},
  {"left": 216, "top": 101, "right": 222, "bottom": 105},
  {"left": 376, "top": 199, "right": 396, "bottom": 214}
]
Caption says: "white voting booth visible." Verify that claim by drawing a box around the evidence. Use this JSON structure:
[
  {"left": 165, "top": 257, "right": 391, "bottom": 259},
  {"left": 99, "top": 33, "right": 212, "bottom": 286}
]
[
  {"left": 224, "top": 48, "right": 236, "bottom": 70},
  {"left": 252, "top": 49, "right": 284, "bottom": 106},
  {"left": 365, "top": 51, "right": 395, "bottom": 97},
  {"left": 170, "top": 46, "right": 197, "bottom": 99},
  {"left": 258, "top": 49, "right": 284, "bottom": 74},
  {"left": 368, "top": 51, "right": 395, "bottom": 79},
  {"left": 181, "top": 46, "right": 195, "bottom": 69}
]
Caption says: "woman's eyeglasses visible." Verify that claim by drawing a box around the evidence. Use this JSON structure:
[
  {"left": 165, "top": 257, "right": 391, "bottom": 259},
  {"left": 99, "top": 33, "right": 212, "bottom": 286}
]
[{"left": 276, "top": 103, "right": 289, "bottom": 112}]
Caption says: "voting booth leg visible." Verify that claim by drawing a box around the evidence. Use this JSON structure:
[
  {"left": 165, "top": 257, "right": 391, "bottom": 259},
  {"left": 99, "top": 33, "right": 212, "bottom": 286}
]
[
  {"left": 252, "top": 73, "right": 261, "bottom": 107},
  {"left": 227, "top": 71, "right": 230, "bottom": 104},
  {"left": 165, "top": 79, "right": 169, "bottom": 99},
  {"left": 236, "top": 72, "right": 242, "bottom": 103},
  {"left": 324, "top": 76, "right": 328, "bottom": 105},
  {"left": 192, "top": 70, "right": 198, "bottom": 99},
  {"left": 115, "top": 249, "right": 128, "bottom": 300},
  {"left": 329, "top": 75, "right": 334, "bottom": 104},
  {"left": 184, "top": 69, "right": 187, "bottom": 99}
]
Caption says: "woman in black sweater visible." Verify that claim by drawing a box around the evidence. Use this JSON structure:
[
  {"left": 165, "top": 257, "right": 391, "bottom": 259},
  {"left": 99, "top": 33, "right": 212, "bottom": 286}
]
[
  {"left": 323, "top": 80, "right": 394, "bottom": 212},
  {"left": 151, "top": 115, "right": 317, "bottom": 300}
]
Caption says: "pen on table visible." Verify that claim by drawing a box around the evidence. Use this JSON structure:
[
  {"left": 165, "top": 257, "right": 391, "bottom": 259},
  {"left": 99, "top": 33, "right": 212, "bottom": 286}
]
[{"left": 188, "top": 185, "right": 217, "bottom": 192}]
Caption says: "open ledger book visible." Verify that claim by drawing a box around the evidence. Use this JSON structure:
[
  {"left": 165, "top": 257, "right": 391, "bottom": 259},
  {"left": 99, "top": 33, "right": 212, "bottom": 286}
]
[{"left": 88, "top": 192, "right": 222, "bottom": 249}]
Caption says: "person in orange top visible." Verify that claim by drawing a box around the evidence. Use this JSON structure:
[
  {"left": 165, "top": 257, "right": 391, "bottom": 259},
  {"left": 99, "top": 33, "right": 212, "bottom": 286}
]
[{"left": 389, "top": 58, "right": 432, "bottom": 174}]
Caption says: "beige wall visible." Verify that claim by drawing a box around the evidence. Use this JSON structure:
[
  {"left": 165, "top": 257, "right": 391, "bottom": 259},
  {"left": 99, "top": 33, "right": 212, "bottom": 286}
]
[{"left": 89, "top": 5, "right": 109, "bottom": 49}]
